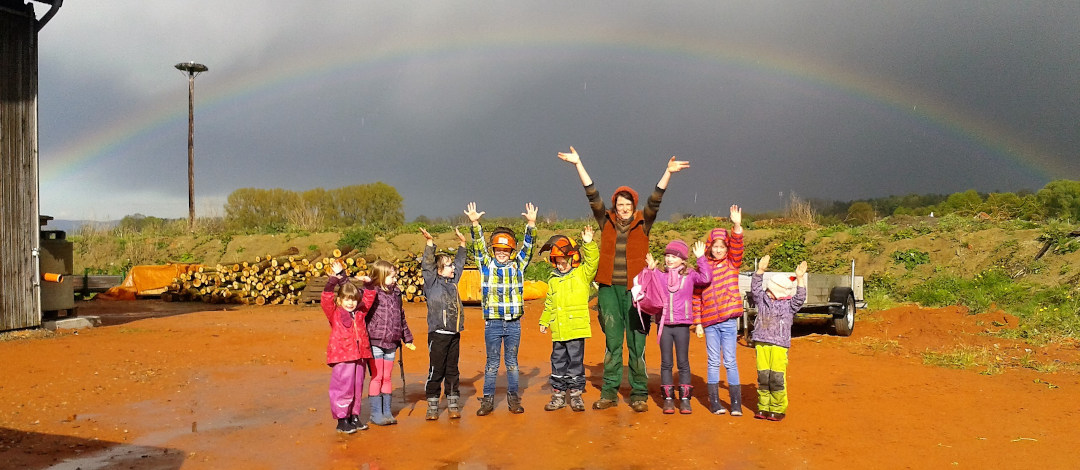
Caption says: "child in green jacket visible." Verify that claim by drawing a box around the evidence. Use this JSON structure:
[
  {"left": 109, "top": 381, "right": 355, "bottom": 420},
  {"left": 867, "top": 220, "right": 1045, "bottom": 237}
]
[{"left": 538, "top": 226, "right": 599, "bottom": 412}]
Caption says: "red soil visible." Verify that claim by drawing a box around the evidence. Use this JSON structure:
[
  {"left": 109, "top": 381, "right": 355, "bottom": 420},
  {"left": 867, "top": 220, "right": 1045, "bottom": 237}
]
[{"left": 1, "top": 300, "right": 1077, "bottom": 469}]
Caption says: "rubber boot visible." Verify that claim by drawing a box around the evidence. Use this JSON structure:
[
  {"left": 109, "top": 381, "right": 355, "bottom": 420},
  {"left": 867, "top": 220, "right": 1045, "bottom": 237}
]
[
  {"left": 728, "top": 385, "right": 743, "bottom": 417},
  {"left": 709, "top": 383, "right": 727, "bottom": 415},
  {"left": 544, "top": 390, "right": 567, "bottom": 411},
  {"left": 568, "top": 389, "right": 586, "bottom": 412},
  {"left": 507, "top": 392, "right": 525, "bottom": 414},
  {"left": 661, "top": 385, "right": 676, "bottom": 414},
  {"left": 447, "top": 395, "right": 462, "bottom": 419},
  {"left": 476, "top": 395, "right": 495, "bottom": 416},
  {"left": 348, "top": 414, "right": 368, "bottom": 431},
  {"left": 679, "top": 385, "right": 693, "bottom": 414},
  {"left": 382, "top": 393, "right": 398, "bottom": 424},
  {"left": 369, "top": 396, "right": 391, "bottom": 426},
  {"left": 425, "top": 397, "right": 440, "bottom": 420}
]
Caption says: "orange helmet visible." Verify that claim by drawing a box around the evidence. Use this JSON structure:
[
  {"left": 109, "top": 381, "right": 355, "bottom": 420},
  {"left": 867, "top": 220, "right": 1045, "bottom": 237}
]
[
  {"left": 540, "top": 235, "right": 581, "bottom": 268},
  {"left": 490, "top": 227, "right": 517, "bottom": 251}
]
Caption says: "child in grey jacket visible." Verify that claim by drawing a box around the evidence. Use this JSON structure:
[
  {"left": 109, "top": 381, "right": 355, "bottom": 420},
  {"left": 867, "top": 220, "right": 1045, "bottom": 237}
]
[{"left": 420, "top": 227, "right": 467, "bottom": 420}]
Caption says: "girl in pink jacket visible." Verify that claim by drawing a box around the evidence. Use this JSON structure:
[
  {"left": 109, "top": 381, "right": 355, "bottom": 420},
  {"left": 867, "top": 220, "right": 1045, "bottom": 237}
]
[
  {"left": 321, "top": 260, "right": 376, "bottom": 434},
  {"left": 640, "top": 239, "right": 710, "bottom": 414}
]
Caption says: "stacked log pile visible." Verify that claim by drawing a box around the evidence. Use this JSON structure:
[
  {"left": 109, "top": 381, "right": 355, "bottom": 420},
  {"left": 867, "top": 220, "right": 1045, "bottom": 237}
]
[{"left": 161, "top": 248, "right": 429, "bottom": 305}]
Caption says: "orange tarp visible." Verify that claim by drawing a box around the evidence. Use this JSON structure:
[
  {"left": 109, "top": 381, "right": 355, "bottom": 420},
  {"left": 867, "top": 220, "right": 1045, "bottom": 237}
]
[{"left": 98, "top": 264, "right": 202, "bottom": 300}]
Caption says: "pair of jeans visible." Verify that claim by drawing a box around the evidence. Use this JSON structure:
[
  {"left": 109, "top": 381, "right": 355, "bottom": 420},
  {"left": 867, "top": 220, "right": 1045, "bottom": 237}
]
[
  {"left": 483, "top": 319, "right": 521, "bottom": 396},
  {"left": 549, "top": 338, "right": 585, "bottom": 391},
  {"left": 703, "top": 318, "right": 741, "bottom": 386},
  {"left": 658, "top": 324, "right": 691, "bottom": 386},
  {"left": 596, "top": 285, "right": 648, "bottom": 401},
  {"left": 426, "top": 332, "right": 461, "bottom": 399}
]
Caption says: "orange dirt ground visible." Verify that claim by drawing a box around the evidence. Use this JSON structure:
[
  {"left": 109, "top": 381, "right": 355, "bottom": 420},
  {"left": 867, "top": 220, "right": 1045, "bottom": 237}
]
[{"left": 1, "top": 300, "right": 1078, "bottom": 469}]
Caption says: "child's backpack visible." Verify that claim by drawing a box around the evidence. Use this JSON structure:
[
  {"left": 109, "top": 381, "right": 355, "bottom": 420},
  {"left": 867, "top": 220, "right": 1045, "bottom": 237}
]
[{"left": 631, "top": 270, "right": 665, "bottom": 317}]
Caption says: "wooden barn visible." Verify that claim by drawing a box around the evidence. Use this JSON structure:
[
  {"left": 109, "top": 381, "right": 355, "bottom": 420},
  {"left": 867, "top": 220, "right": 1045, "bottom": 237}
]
[{"left": 0, "top": 0, "right": 62, "bottom": 331}]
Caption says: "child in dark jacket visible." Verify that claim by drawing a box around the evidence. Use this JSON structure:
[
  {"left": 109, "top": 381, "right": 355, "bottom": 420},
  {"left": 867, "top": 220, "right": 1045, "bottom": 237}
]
[
  {"left": 321, "top": 261, "right": 377, "bottom": 434},
  {"left": 639, "top": 239, "right": 710, "bottom": 414},
  {"left": 420, "top": 227, "right": 467, "bottom": 421},
  {"left": 364, "top": 259, "right": 416, "bottom": 426},
  {"left": 749, "top": 254, "right": 807, "bottom": 422}
]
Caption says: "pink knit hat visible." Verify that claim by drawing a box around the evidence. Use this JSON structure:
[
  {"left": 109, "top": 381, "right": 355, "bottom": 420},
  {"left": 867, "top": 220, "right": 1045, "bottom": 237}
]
[{"left": 664, "top": 240, "right": 688, "bottom": 260}]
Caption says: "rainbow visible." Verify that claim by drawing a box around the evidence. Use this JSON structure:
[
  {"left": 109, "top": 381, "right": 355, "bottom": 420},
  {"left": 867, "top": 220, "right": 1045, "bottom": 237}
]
[{"left": 39, "top": 30, "right": 1062, "bottom": 185}]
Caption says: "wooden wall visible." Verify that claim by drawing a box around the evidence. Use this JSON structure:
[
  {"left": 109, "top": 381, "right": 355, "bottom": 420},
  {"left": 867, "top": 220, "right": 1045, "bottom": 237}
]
[{"left": 0, "top": 4, "right": 41, "bottom": 331}]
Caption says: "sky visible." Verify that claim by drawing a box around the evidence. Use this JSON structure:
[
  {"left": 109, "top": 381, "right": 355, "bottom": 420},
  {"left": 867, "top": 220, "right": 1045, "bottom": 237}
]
[{"left": 30, "top": 1, "right": 1080, "bottom": 222}]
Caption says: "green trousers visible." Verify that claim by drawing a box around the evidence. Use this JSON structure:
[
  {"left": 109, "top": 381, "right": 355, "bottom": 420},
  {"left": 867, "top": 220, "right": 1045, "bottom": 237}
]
[
  {"left": 755, "top": 343, "right": 789, "bottom": 413},
  {"left": 596, "top": 285, "right": 649, "bottom": 401}
]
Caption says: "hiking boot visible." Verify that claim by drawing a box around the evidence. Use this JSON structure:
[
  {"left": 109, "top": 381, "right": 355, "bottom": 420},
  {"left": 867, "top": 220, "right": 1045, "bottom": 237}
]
[
  {"left": 708, "top": 383, "right": 727, "bottom": 415},
  {"left": 447, "top": 395, "right": 462, "bottom": 419},
  {"left": 678, "top": 385, "right": 693, "bottom": 414},
  {"left": 661, "top": 385, "right": 676, "bottom": 415},
  {"left": 728, "top": 385, "right": 743, "bottom": 417},
  {"left": 507, "top": 392, "right": 525, "bottom": 414},
  {"left": 348, "top": 415, "right": 368, "bottom": 431},
  {"left": 544, "top": 390, "right": 567, "bottom": 411},
  {"left": 592, "top": 398, "right": 618, "bottom": 410},
  {"left": 476, "top": 395, "right": 495, "bottom": 416},
  {"left": 629, "top": 399, "right": 649, "bottom": 413},
  {"left": 754, "top": 410, "right": 771, "bottom": 420},
  {"left": 336, "top": 418, "right": 356, "bottom": 434},
  {"left": 425, "top": 397, "right": 440, "bottom": 421},
  {"left": 568, "top": 390, "right": 586, "bottom": 412},
  {"left": 767, "top": 412, "right": 785, "bottom": 422}
]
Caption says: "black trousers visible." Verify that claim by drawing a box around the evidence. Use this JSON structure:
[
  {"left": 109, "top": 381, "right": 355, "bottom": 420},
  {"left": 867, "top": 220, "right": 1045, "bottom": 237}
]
[
  {"left": 659, "top": 324, "right": 691, "bottom": 386},
  {"left": 426, "top": 332, "right": 460, "bottom": 398},
  {"left": 549, "top": 338, "right": 586, "bottom": 391}
]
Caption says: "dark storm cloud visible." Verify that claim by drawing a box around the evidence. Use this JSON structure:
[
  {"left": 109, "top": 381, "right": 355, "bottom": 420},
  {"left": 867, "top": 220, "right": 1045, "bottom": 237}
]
[{"left": 33, "top": 1, "right": 1079, "bottom": 221}]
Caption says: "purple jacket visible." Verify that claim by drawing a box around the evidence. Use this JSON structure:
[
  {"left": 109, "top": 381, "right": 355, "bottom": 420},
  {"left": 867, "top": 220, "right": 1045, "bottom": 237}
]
[
  {"left": 639, "top": 255, "right": 711, "bottom": 325},
  {"left": 363, "top": 285, "right": 414, "bottom": 350},
  {"left": 749, "top": 273, "right": 806, "bottom": 348}
]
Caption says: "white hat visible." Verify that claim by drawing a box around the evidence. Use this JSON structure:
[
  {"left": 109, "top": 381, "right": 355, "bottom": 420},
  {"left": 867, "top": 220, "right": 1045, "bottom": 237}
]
[{"left": 766, "top": 274, "right": 796, "bottom": 299}]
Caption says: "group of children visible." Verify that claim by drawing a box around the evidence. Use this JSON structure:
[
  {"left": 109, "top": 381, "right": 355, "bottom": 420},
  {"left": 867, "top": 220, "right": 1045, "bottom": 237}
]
[{"left": 321, "top": 192, "right": 808, "bottom": 435}]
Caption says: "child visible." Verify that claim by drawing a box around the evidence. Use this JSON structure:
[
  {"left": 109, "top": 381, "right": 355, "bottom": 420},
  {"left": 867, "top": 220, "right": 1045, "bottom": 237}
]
[
  {"left": 749, "top": 254, "right": 807, "bottom": 421},
  {"left": 420, "top": 227, "right": 468, "bottom": 420},
  {"left": 364, "top": 259, "right": 416, "bottom": 426},
  {"left": 640, "top": 239, "right": 710, "bottom": 414},
  {"left": 321, "top": 260, "right": 376, "bottom": 434},
  {"left": 693, "top": 204, "right": 745, "bottom": 416},
  {"left": 538, "top": 226, "right": 599, "bottom": 412},
  {"left": 464, "top": 201, "right": 537, "bottom": 416}
]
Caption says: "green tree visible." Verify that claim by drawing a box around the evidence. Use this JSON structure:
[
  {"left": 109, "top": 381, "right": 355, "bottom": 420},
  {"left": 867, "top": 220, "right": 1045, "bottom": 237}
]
[
  {"left": 1036, "top": 180, "right": 1080, "bottom": 221},
  {"left": 936, "top": 190, "right": 983, "bottom": 215},
  {"left": 846, "top": 201, "right": 877, "bottom": 225}
]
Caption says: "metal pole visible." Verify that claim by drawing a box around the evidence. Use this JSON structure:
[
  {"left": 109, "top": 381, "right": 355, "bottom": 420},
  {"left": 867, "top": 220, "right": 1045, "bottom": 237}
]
[{"left": 186, "top": 72, "right": 195, "bottom": 231}]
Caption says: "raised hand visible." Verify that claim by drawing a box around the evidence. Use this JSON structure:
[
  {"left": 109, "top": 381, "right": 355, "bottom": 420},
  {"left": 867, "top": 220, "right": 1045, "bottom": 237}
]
[
  {"left": 420, "top": 227, "right": 434, "bottom": 246},
  {"left": 522, "top": 202, "right": 538, "bottom": 226},
  {"left": 645, "top": 252, "right": 657, "bottom": 270},
  {"left": 795, "top": 260, "right": 808, "bottom": 282},
  {"left": 557, "top": 146, "right": 581, "bottom": 165},
  {"left": 331, "top": 259, "right": 346, "bottom": 276},
  {"left": 455, "top": 227, "right": 467, "bottom": 246},
  {"left": 464, "top": 202, "right": 485, "bottom": 224},
  {"left": 666, "top": 156, "right": 690, "bottom": 174},
  {"left": 729, "top": 204, "right": 742, "bottom": 228},
  {"left": 692, "top": 241, "right": 706, "bottom": 259},
  {"left": 581, "top": 225, "right": 594, "bottom": 244},
  {"left": 757, "top": 254, "right": 771, "bottom": 274}
]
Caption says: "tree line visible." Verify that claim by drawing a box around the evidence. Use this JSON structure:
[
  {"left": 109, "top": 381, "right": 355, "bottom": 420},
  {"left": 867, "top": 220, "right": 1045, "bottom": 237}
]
[{"left": 224, "top": 182, "right": 404, "bottom": 231}]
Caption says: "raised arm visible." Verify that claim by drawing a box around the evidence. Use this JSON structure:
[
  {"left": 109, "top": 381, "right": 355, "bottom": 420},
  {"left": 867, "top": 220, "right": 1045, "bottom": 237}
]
[
  {"left": 557, "top": 146, "right": 593, "bottom": 187},
  {"left": 516, "top": 203, "right": 538, "bottom": 268},
  {"left": 656, "top": 156, "right": 690, "bottom": 190}
]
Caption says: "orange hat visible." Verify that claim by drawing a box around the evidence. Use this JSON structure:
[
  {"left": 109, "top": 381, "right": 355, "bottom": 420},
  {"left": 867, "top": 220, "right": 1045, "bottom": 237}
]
[
  {"left": 540, "top": 235, "right": 580, "bottom": 267},
  {"left": 490, "top": 227, "right": 516, "bottom": 251}
]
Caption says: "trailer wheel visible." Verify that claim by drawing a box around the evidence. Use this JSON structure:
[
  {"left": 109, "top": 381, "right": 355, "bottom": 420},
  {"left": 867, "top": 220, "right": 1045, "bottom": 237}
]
[{"left": 830, "top": 287, "right": 856, "bottom": 336}]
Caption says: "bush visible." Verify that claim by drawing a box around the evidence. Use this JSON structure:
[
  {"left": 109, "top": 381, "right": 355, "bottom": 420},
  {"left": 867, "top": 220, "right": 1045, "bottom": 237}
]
[
  {"left": 338, "top": 227, "right": 375, "bottom": 253},
  {"left": 891, "top": 249, "right": 930, "bottom": 270}
]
